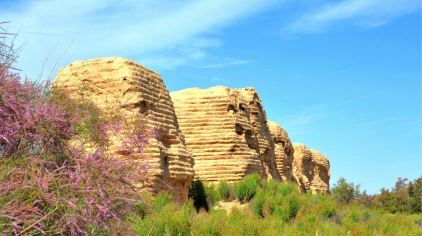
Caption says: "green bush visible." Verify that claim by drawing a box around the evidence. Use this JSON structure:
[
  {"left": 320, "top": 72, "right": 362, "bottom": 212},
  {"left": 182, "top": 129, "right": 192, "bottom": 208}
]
[
  {"left": 331, "top": 177, "right": 362, "bottom": 204},
  {"left": 279, "top": 182, "right": 296, "bottom": 196},
  {"left": 225, "top": 208, "right": 261, "bottom": 236},
  {"left": 133, "top": 202, "right": 149, "bottom": 219},
  {"left": 287, "top": 197, "right": 301, "bottom": 220},
  {"left": 191, "top": 209, "right": 227, "bottom": 236},
  {"left": 217, "top": 181, "right": 232, "bottom": 201},
  {"left": 250, "top": 180, "right": 302, "bottom": 221},
  {"left": 321, "top": 202, "right": 337, "bottom": 218},
  {"left": 234, "top": 173, "right": 261, "bottom": 203},
  {"left": 269, "top": 194, "right": 301, "bottom": 223},
  {"left": 251, "top": 189, "right": 266, "bottom": 217},
  {"left": 132, "top": 202, "right": 194, "bottom": 236},
  {"left": 371, "top": 177, "right": 422, "bottom": 214},
  {"left": 204, "top": 184, "right": 220, "bottom": 206},
  {"left": 154, "top": 192, "right": 173, "bottom": 213},
  {"left": 131, "top": 176, "right": 422, "bottom": 236}
]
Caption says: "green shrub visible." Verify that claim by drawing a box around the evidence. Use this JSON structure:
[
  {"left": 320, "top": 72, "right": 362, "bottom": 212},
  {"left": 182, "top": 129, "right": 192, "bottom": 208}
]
[
  {"left": 234, "top": 173, "right": 261, "bottom": 203},
  {"left": 279, "top": 182, "right": 296, "bottom": 196},
  {"left": 131, "top": 175, "right": 422, "bottom": 236},
  {"left": 154, "top": 192, "right": 173, "bottom": 213},
  {"left": 132, "top": 201, "right": 194, "bottom": 236},
  {"left": 225, "top": 208, "right": 261, "bottom": 236},
  {"left": 191, "top": 209, "right": 226, "bottom": 236},
  {"left": 288, "top": 197, "right": 301, "bottom": 219},
  {"left": 251, "top": 180, "right": 302, "bottom": 221},
  {"left": 271, "top": 195, "right": 301, "bottom": 222},
  {"left": 331, "top": 177, "right": 362, "bottom": 204},
  {"left": 371, "top": 177, "right": 422, "bottom": 214},
  {"left": 217, "top": 181, "right": 232, "bottom": 201},
  {"left": 408, "top": 177, "right": 422, "bottom": 213},
  {"left": 261, "top": 179, "right": 278, "bottom": 194},
  {"left": 251, "top": 189, "right": 266, "bottom": 217},
  {"left": 204, "top": 184, "right": 220, "bottom": 206},
  {"left": 133, "top": 202, "right": 150, "bottom": 219},
  {"left": 321, "top": 203, "right": 337, "bottom": 218}
]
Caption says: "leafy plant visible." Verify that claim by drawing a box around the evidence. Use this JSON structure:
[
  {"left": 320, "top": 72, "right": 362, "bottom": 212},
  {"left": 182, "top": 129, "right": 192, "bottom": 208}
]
[
  {"left": 234, "top": 173, "right": 261, "bottom": 203},
  {"left": 131, "top": 176, "right": 422, "bottom": 236},
  {"left": 204, "top": 184, "right": 220, "bottom": 206},
  {"left": 154, "top": 192, "right": 173, "bottom": 213},
  {"left": 331, "top": 177, "right": 362, "bottom": 204},
  {"left": 217, "top": 180, "right": 232, "bottom": 201}
]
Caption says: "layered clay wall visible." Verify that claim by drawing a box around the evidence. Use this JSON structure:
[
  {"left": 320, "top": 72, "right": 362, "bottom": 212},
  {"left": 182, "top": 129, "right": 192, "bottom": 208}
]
[
  {"left": 309, "top": 150, "right": 330, "bottom": 193},
  {"left": 268, "top": 121, "right": 294, "bottom": 182},
  {"left": 54, "top": 57, "right": 331, "bottom": 198},
  {"left": 54, "top": 57, "right": 194, "bottom": 203},
  {"left": 171, "top": 86, "right": 282, "bottom": 183},
  {"left": 170, "top": 86, "right": 265, "bottom": 183},
  {"left": 292, "top": 143, "right": 330, "bottom": 193},
  {"left": 239, "top": 89, "right": 281, "bottom": 180},
  {"left": 292, "top": 143, "right": 314, "bottom": 192}
]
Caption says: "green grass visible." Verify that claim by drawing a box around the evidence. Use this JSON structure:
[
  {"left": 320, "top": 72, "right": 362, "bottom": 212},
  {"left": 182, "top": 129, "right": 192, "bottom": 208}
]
[{"left": 130, "top": 176, "right": 422, "bottom": 236}]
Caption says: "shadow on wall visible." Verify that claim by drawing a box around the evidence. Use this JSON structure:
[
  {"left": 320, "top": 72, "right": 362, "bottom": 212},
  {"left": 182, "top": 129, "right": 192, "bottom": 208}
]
[{"left": 188, "top": 180, "right": 209, "bottom": 212}]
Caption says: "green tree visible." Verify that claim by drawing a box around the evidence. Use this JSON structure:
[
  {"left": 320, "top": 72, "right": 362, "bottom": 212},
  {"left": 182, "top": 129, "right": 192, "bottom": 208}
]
[
  {"left": 331, "top": 177, "right": 361, "bottom": 204},
  {"left": 408, "top": 177, "right": 422, "bottom": 213}
]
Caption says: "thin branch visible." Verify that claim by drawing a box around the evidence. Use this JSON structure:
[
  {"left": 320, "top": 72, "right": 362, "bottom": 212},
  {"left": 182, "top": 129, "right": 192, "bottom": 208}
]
[{"left": 17, "top": 207, "right": 57, "bottom": 235}]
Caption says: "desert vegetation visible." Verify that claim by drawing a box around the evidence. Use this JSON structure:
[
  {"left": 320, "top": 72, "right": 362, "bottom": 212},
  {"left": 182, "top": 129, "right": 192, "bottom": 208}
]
[
  {"left": 1, "top": 24, "right": 421, "bottom": 236},
  {"left": 0, "top": 63, "right": 152, "bottom": 234},
  {"left": 132, "top": 175, "right": 422, "bottom": 236},
  {"left": 0, "top": 27, "right": 152, "bottom": 234}
]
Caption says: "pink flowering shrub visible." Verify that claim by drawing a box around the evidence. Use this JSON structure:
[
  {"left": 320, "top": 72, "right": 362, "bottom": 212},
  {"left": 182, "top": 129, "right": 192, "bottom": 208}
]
[
  {"left": 1, "top": 149, "right": 148, "bottom": 234},
  {"left": 0, "top": 71, "right": 73, "bottom": 157},
  {"left": 0, "top": 27, "right": 151, "bottom": 235}
]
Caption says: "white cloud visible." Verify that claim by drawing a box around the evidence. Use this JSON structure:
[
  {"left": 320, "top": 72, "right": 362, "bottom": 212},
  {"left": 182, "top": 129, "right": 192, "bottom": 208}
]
[
  {"left": 202, "top": 59, "right": 251, "bottom": 69},
  {"left": 282, "top": 104, "right": 329, "bottom": 129},
  {"left": 284, "top": 0, "right": 419, "bottom": 34},
  {"left": 0, "top": 0, "right": 276, "bottom": 79},
  {"left": 278, "top": 103, "right": 337, "bottom": 140}
]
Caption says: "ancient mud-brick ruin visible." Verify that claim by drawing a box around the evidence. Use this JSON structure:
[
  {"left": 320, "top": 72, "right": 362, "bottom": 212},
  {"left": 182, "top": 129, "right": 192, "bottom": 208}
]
[
  {"left": 309, "top": 150, "right": 330, "bottom": 193},
  {"left": 268, "top": 121, "right": 294, "bottom": 182},
  {"left": 292, "top": 143, "right": 330, "bottom": 193},
  {"left": 171, "top": 86, "right": 264, "bottom": 182},
  {"left": 240, "top": 89, "right": 281, "bottom": 180},
  {"left": 54, "top": 57, "right": 195, "bottom": 203},
  {"left": 171, "top": 86, "right": 280, "bottom": 183},
  {"left": 292, "top": 143, "right": 313, "bottom": 192},
  {"left": 54, "top": 57, "right": 331, "bottom": 200}
]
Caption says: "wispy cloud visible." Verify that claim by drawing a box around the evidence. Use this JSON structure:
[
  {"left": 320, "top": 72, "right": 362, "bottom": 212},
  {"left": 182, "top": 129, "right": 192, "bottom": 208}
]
[
  {"left": 202, "top": 59, "right": 251, "bottom": 69},
  {"left": 284, "top": 0, "right": 419, "bottom": 34},
  {"left": 0, "top": 0, "right": 276, "bottom": 79},
  {"left": 282, "top": 104, "right": 330, "bottom": 129},
  {"left": 278, "top": 102, "right": 350, "bottom": 141}
]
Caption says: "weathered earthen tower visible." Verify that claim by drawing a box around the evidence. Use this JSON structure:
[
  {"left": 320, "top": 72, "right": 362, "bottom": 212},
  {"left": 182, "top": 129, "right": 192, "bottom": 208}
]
[
  {"left": 268, "top": 121, "right": 294, "bottom": 182},
  {"left": 309, "top": 150, "right": 330, "bottom": 193},
  {"left": 292, "top": 143, "right": 330, "bottom": 193},
  {"left": 54, "top": 57, "right": 195, "bottom": 203},
  {"left": 240, "top": 89, "right": 281, "bottom": 180},
  {"left": 171, "top": 86, "right": 280, "bottom": 183},
  {"left": 292, "top": 143, "right": 313, "bottom": 192}
]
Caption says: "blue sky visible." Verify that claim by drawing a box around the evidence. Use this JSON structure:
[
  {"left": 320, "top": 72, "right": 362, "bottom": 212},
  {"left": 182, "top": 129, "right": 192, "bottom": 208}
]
[{"left": 1, "top": 0, "right": 420, "bottom": 193}]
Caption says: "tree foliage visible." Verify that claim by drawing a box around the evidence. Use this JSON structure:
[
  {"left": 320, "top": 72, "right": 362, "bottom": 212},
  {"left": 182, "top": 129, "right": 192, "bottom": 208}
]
[
  {"left": 372, "top": 177, "right": 422, "bottom": 213},
  {"left": 331, "top": 177, "right": 362, "bottom": 204}
]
